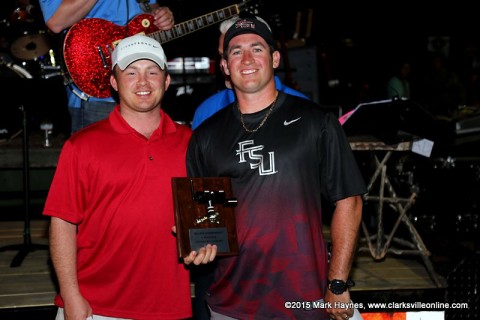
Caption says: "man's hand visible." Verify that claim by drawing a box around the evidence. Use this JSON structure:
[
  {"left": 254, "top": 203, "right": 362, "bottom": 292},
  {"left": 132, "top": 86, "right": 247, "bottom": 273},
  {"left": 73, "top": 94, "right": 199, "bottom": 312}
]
[
  {"left": 62, "top": 293, "right": 92, "bottom": 320},
  {"left": 152, "top": 6, "right": 174, "bottom": 30},
  {"left": 183, "top": 244, "right": 218, "bottom": 265},
  {"left": 171, "top": 226, "right": 218, "bottom": 265},
  {"left": 324, "top": 290, "right": 355, "bottom": 320}
]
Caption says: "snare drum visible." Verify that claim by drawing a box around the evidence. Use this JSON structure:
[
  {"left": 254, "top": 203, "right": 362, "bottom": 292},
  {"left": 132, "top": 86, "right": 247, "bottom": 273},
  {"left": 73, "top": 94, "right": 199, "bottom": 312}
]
[{"left": 0, "top": 63, "right": 32, "bottom": 142}]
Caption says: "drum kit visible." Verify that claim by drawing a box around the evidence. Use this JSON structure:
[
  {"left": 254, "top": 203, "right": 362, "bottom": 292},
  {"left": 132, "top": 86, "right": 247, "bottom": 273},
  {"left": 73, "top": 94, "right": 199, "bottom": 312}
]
[
  {"left": 1, "top": 0, "right": 65, "bottom": 142},
  {"left": 1, "top": 1, "right": 63, "bottom": 79}
]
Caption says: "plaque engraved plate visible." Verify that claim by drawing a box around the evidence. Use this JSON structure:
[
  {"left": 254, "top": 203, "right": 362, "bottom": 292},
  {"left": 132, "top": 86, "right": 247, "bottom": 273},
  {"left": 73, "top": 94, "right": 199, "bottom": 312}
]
[{"left": 172, "top": 177, "right": 239, "bottom": 258}]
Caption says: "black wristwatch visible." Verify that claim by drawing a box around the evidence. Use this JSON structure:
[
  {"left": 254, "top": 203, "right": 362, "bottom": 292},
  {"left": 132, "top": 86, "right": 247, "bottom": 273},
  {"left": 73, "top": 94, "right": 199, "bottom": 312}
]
[{"left": 327, "top": 279, "right": 355, "bottom": 295}]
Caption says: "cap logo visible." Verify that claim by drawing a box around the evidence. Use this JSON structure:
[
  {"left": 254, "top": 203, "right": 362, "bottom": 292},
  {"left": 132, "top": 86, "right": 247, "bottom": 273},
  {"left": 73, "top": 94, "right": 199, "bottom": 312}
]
[
  {"left": 234, "top": 20, "right": 256, "bottom": 30},
  {"left": 119, "top": 40, "right": 160, "bottom": 51},
  {"left": 111, "top": 34, "right": 166, "bottom": 70},
  {"left": 223, "top": 17, "right": 275, "bottom": 54}
]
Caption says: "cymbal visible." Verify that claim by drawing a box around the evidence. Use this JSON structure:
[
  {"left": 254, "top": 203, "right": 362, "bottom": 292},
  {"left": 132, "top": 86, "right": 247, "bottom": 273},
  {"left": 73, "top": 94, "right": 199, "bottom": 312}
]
[{"left": 10, "top": 34, "right": 50, "bottom": 60}]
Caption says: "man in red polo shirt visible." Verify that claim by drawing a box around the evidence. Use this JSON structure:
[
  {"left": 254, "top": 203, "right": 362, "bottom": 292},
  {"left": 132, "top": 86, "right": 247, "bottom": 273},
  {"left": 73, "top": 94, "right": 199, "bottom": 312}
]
[{"left": 44, "top": 34, "right": 216, "bottom": 320}]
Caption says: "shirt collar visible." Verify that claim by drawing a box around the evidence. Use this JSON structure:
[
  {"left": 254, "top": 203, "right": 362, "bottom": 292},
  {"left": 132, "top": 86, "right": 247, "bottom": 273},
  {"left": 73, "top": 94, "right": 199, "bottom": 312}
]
[{"left": 109, "top": 105, "right": 178, "bottom": 139}]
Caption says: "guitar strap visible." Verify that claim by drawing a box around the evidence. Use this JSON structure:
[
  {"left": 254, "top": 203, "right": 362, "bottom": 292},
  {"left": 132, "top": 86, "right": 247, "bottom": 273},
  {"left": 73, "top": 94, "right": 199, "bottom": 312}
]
[{"left": 136, "top": 0, "right": 152, "bottom": 13}]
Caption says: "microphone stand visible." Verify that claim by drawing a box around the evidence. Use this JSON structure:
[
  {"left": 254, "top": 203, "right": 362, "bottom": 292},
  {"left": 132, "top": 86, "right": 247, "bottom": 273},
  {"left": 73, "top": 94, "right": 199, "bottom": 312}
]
[{"left": 0, "top": 105, "right": 49, "bottom": 267}]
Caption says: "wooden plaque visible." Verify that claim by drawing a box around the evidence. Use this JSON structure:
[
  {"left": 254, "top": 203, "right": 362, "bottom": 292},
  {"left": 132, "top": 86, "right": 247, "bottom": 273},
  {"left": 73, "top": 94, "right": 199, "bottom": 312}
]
[{"left": 172, "top": 177, "right": 239, "bottom": 258}]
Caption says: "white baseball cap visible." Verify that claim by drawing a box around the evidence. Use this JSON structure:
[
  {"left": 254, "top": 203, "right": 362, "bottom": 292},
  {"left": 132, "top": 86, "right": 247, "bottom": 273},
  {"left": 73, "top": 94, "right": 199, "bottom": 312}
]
[{"left": 111, "top": 34, "right": 167, "bottom": 70}]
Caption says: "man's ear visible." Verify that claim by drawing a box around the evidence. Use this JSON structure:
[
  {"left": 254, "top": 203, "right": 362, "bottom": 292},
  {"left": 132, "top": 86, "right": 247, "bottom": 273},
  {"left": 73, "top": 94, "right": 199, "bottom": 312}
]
[
  {"left": 220, "top": 59, "right": 230, "bottom": 76},
  {"left": 272, "top": 51, "right": 281, "bottom": 69},
  {"left": 164, "top": 73, "right": 171, "bottom": 90},
  {"left": 110, "top": 72, "right": 118, "bottom": 92}
]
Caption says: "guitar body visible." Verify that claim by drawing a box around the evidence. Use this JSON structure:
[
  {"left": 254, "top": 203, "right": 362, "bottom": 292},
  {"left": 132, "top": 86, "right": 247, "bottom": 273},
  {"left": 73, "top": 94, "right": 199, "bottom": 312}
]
[
  {"left": 64, "top": 14, "right": 159, "bottom": 98},
  {"left": 63, "top": 1, "right": 258, "bottom": 98}
]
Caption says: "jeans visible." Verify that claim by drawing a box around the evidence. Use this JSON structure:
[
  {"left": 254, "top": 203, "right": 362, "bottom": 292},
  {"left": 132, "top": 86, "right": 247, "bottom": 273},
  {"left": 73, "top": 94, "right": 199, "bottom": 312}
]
[{"left": 69, "top": 99, "right": 115, "bottom": 133}]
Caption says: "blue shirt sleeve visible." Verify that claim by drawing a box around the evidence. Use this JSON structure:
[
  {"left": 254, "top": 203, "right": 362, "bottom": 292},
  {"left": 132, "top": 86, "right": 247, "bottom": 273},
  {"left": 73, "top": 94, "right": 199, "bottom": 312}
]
[
  {"left": 274, "top": 76, "right": 310, "bottom": 100},
  {"left": 191, "top": 89, "right": 235, "bottom": 129}
]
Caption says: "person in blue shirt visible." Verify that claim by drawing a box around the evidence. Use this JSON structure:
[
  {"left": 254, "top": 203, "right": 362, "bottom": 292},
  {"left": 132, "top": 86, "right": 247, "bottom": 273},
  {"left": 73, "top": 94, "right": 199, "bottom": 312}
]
[
  {"left": 191, "top": 15, "right": 309, "bottom": 130},
  {"left": 39, "top": 0, "right": 175, "bottom": 133}
]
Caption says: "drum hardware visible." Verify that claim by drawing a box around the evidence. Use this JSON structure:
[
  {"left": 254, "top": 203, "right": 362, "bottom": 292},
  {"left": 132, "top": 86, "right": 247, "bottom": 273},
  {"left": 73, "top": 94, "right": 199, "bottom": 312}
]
[
  {"left": 40, "top": 49, "right": 63, "bottom": 79},
  {"left": 410, "top": 214, "right": 438, "bottom": 232},
  {"left": 0, "top": 104, "right": 49, "bottom": 267},
  {"left": 0, "top": 62, "right": 32, "bottom": 143},
  {"left": 41, "top": 69, "right": 63, "bottom": 79},
  {"left": 9, "top": 2, "right": 42, "bottom": 25},
  {"left": 13, "top": 45, "right": 63, "bottom": 79},
  {"left": 10, "top": 6, "right": 36, "bottom": 24},
  {"left": 40, "top": 122, "right": 53, "bottom": 148},
  {"left": 1, "top": 61, "right": 33, "bottom": 78},
  {"left": 393, "top": 158, "right": 419, "bottom": 195},
  {"left": 433, "top": 156, "right": 456, "bottom": 169},
  {"left": 48, "top": 48, "right": 57, "bottom": 66},
  {"left": 402, "top": 154, "right": 480, "bottom": 239},
  {"left": 8, "top": 3, "right": 45, "bottom": 37},
  {"left": 40, "top": 65, "right": 62, "bottom": 71},
  {"left": 455, "top": 213, "right": 479, "bottom": 234},
  {"left": 40, "top": 60, "right": 63, "bottom": 79},
  {"left": 1, "top": 17, "right": 9, "bottom": 27},
  {"left": 411, "top": 212, "right": 479, "bottom": 238}
]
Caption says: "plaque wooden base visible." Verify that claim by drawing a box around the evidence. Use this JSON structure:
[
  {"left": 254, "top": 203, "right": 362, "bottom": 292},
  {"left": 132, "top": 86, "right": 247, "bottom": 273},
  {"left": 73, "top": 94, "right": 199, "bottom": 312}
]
[{"left": 172, "top": 177, "right": 239, "bottom": 258}]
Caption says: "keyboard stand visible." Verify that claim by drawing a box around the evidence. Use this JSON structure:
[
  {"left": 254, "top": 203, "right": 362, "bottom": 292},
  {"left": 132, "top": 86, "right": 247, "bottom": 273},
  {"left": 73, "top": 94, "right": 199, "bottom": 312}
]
[{"left": 350, "top": 138, "right": 443, "bottom": 287}]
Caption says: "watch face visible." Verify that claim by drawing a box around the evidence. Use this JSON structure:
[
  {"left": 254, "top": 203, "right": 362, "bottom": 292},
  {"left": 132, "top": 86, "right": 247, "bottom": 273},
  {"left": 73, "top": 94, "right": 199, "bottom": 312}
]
[{"left": 329, "top": 280, "right": 347, "bottom": 294}]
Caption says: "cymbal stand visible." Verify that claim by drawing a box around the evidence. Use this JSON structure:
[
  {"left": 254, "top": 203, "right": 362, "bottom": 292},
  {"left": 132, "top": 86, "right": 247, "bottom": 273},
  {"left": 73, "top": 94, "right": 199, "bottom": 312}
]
[{"left": 0, "top": 105, "right": 48, "bottom": 267}]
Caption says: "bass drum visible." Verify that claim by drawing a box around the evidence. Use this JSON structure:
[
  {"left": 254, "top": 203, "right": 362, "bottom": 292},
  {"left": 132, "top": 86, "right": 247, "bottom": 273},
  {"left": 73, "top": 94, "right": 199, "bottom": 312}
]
[{"left": 0, "top": 63, "right": 32, "bottom": 142}]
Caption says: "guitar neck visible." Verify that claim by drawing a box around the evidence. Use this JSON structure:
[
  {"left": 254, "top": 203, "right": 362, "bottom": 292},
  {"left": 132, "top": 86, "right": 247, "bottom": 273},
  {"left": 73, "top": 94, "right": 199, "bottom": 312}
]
[{"left": 148, "top": 4, "right": 241, "bottom": 44}]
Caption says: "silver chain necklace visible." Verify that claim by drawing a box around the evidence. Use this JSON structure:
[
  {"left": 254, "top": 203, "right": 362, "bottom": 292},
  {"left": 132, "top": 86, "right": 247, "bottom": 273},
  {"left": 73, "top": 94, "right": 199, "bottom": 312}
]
[{"left": 237, "top": 93, "right": 279, "bottom": 133}]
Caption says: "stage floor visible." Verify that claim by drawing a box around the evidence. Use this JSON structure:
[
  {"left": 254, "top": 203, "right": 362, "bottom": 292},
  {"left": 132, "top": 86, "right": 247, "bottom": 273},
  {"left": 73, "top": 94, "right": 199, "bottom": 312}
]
[
  {"left": 0, "top": 220, "right": 54, "bottom": 310},
  {"left": 0, "top": 220, "right": 447, "bottom": 311}
]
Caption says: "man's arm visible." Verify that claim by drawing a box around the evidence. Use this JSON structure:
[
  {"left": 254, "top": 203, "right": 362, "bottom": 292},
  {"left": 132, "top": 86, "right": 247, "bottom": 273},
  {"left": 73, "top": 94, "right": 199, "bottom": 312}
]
[
  {"left": 44, "top": 1, "right": 174, "bottom": 34},
  {"left": 325, "top": 195, "right": 363, "bottom": 319},
  {"left": 44, "top": 0, "right": 99, "bottom": 33},
  {"left": 49, "top": 217, "right": 92, "bottom": 319}
]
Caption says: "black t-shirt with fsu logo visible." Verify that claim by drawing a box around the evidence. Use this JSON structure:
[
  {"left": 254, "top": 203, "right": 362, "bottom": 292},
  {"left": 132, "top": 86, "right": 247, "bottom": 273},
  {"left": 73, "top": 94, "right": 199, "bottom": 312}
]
[{"left": 187, "top": 92, "right": 366, "bottom": 319}]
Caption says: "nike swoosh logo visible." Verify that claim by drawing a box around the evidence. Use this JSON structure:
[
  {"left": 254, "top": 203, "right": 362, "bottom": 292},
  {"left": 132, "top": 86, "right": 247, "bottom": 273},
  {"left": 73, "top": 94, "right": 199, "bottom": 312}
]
[{"left": 284, "top": 117, "right": 302, "bottom": 126}]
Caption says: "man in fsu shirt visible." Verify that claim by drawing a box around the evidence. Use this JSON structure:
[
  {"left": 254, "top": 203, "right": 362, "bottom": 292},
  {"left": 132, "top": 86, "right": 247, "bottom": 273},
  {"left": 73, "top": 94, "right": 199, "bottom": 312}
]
[{"left": 187, "top": 17, "right": 366, "bottom": 320}]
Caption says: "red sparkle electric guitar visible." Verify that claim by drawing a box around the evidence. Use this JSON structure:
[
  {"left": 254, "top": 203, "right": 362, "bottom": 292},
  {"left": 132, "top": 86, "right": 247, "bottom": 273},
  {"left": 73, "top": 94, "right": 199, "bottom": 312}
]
[{"left": 63, "top": 1, "right": 258, "bottom": 98}]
